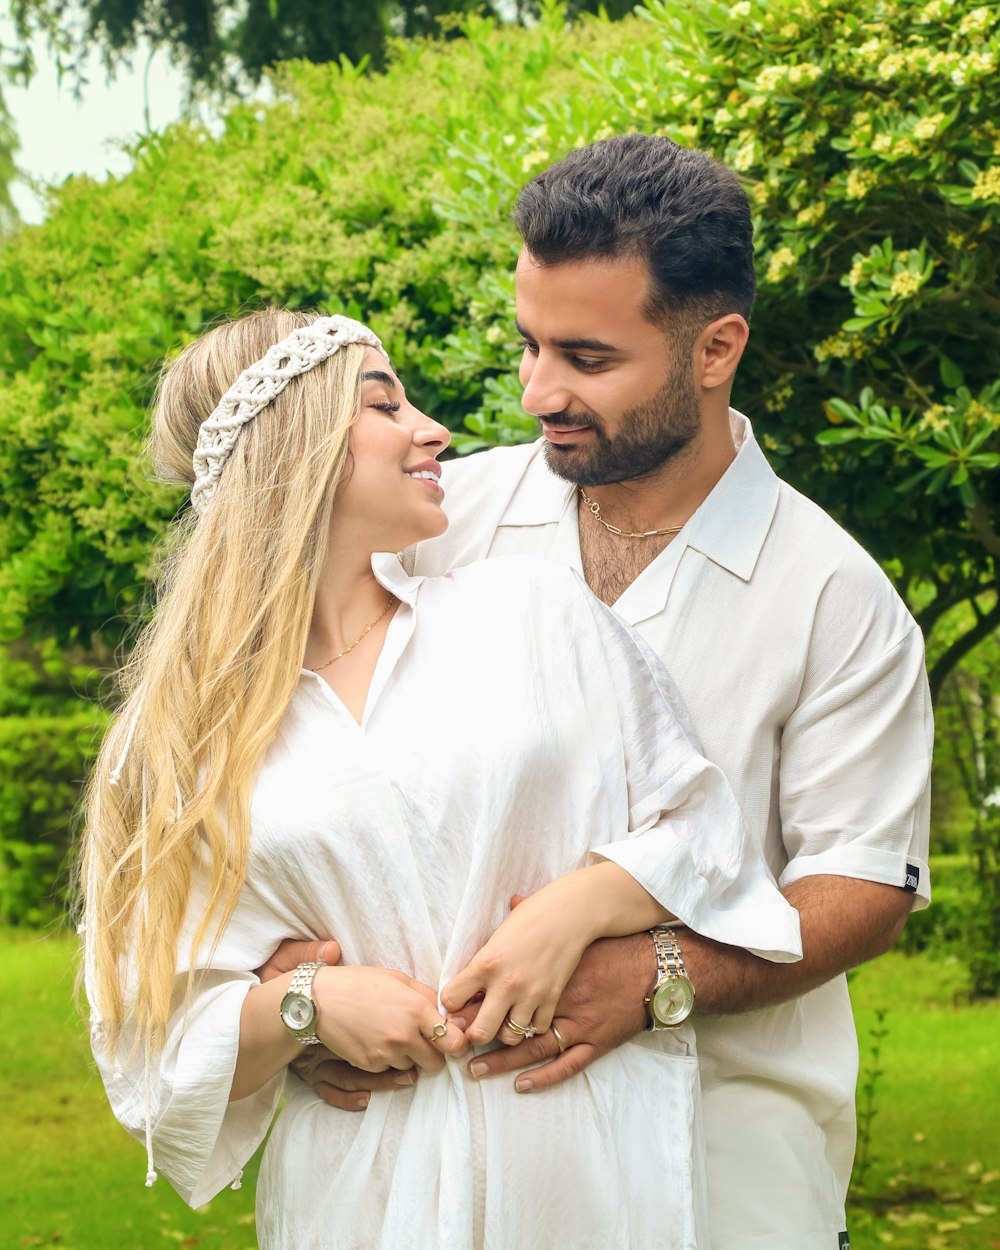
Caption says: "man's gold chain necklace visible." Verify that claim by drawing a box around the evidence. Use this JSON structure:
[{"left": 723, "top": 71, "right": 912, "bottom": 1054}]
[
  {"left": 309, "top": 594, "right": 397, "bottom": 672},
  {"left": 579, "top": 488, "right": 685, "bottom": 539}
]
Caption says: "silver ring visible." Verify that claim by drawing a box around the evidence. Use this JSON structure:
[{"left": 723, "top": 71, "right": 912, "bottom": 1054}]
[
  {"left": 551, "top": 1024, "right": 567, "bottom": 1053},
  {"left": 429, "top": 1021, "right": 448, "bottom": 1042},
  {"left": 504, "top": 1014, "right": 537, "bottom": 1039}
]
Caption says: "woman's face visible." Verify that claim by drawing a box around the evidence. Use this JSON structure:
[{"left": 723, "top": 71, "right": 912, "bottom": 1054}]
[{"left": 330, "top": 348, "right": 451, "bottom": 551}]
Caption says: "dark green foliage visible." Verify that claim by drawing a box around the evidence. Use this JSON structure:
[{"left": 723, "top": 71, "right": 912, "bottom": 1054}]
[{"left": 0, "top": 708, "right": 107, "bottom": 924}]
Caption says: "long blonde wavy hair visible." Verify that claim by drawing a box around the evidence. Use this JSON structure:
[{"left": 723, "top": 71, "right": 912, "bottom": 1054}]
[{"left": 81, "top": 308, "right": 368, "bottom": 1057}]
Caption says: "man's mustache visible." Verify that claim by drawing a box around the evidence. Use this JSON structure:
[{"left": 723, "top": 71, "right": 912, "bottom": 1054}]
[{"left": 537, "top": 412, "right": 601, "bottom": 431}]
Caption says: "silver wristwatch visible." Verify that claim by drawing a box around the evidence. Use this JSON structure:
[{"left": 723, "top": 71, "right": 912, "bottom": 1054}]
[
  {"left": 279, "top": 961, "right": 325, "bottom": 1045},
  {"left": 644, "top": 927, "right": 695, "bottom": 1029}
]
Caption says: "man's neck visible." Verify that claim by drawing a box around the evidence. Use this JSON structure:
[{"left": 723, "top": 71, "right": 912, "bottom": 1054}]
[{"left": 575, "top": 409, "right": 738, "bottom": 604}]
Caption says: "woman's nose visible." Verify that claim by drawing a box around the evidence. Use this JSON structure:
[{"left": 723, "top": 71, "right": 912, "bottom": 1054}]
[{"left": 413, "top": 412, "right": 451, "bottom": 454}]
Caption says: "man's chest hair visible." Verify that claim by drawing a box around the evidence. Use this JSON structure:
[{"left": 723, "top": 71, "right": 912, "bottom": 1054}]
[{"left": 578, "top": 522, "right": 674, "bottom": 607}]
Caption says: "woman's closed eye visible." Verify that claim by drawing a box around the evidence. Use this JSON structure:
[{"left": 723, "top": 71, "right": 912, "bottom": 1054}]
[{"left": 369, "top": 399, "right": 401, "bottom": 415}]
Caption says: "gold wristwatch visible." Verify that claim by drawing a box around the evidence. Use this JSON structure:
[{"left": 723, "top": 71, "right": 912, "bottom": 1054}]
[{"left": 644, "top": 926, "right": 695, "bottom": 1029}]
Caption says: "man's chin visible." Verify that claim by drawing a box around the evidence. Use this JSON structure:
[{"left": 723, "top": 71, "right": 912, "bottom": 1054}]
[{"left": 541, "top": 441, "right": 597, "bottom": 484}]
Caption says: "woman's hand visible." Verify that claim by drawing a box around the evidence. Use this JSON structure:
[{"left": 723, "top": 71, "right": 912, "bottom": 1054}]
[
  {"left": 440, "top": 874, "right": 601, "bottom": 1046},
  {"left": 313, "top": 966, "right": 468, "bottom": 1074}
]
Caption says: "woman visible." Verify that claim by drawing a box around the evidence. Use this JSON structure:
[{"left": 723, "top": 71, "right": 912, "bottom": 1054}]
[{"left": 82, "top": 309, "right": 800, "bottom": 1250}]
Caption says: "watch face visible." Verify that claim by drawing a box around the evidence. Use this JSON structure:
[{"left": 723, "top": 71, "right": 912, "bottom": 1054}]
[
  {"left": 652, "top": 977, "right": 695, "bottom": 1026},
  {"left": 280, "top": 992, "right": 316, "bottom": 1032}
]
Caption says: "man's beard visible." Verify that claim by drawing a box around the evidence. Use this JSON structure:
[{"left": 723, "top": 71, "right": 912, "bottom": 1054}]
[{"left": 540, "top": 357, "right": 701, "bottom": 487}]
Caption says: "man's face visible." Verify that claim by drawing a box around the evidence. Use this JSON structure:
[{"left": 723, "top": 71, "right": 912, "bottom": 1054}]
[{"left": 515, "top": 249, "right": 701, "bottom": 487}]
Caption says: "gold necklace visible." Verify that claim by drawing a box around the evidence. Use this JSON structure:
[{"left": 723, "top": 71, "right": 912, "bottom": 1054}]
[
  {"left": 579, "top": 488, "right": 685, "bottom": 539},
  {"left": 309, "top": 594, "right": 397, "bottom": 672}
]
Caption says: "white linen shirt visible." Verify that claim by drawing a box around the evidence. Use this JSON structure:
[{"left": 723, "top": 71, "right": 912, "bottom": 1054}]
[
  {"left": 90, "top": 552, "right": 801, "bottom": 1250},
  {"left": 409, "top": 413, "right": 933, "bottom": 1250}
]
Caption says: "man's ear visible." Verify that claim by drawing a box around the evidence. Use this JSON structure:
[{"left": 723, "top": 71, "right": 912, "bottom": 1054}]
[{"left": 695, "top": 314, "right": 750, "bottom": 390}]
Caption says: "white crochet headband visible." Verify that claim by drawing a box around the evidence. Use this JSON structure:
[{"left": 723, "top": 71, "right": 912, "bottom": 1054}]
[{"left": 190, "top": 314, "right": 386, "bottom": 516}]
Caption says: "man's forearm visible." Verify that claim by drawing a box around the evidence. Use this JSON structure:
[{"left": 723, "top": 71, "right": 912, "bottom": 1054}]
[{"left": 685, "top": 874, "right": 913, "bottom": 1015}]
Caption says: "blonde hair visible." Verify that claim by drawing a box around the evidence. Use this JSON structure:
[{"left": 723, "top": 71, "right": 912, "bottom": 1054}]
[{"left": 81, "top": 307, "right": 367, "bottom": 1057}]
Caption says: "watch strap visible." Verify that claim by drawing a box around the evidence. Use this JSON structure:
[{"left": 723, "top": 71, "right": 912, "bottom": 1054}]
[{"left": 281, "top": 960, "right": 325, "bottom": 1045}]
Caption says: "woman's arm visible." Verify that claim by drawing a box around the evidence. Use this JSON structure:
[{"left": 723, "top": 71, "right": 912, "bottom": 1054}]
[
  {"left": 440, "top": 860, "right": 673, "bottom": 1046},
  {"left": 232, "top": 964, "right": 468, "bottom": 1102}
]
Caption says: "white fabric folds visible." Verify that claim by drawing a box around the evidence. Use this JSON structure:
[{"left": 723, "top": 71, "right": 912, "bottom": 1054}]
[{"left": 90, "top": 554, "right": 800, "bottom": 1250}]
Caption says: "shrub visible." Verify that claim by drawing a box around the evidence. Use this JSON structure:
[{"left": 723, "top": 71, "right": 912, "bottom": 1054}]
[
  {"left": 0, "top": 708, "right": 108, "bottom": 925},
  {"left": 0, "top": 1, "right": 996, "bottom": 920}
]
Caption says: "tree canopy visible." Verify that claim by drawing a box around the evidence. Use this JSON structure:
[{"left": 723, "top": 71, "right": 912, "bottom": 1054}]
[{"left": 7, "top": 0, "right": 636, "bottom": 88}]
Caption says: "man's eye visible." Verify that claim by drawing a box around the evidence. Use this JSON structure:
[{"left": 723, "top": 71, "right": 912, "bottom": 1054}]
[
  {"left": 572, "top": 357, "right": 605, "bottom": 372},
  {"left": 518, "top": 339, "right": 539, "bottom": 355}
]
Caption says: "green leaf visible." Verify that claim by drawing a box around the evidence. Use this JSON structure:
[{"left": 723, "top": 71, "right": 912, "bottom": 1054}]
[{"left": 939, "top": 356, "right": 965, "bottom": 388}]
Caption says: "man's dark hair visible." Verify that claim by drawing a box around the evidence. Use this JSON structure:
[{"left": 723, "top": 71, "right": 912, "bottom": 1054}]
[{"left": 513, "top": 133, "right": 756, "bottom": 328}]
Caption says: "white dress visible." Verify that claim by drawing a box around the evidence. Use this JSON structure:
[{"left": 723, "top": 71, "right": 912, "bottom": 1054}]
[{"left": 89, "top": 554, "right": 801, "bottom": 1250}]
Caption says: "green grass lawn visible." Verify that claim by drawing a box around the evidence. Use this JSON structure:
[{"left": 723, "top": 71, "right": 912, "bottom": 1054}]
[{"left": 2, "top": 930, "right": 997, "bottom": 1250}]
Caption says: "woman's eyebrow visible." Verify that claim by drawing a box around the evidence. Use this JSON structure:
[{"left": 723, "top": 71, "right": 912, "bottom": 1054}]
[{"left": 361, "top": 370, "right": 397, "bottom": 388}]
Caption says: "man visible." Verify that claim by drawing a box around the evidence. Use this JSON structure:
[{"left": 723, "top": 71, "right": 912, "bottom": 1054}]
[{"left": 270, "top": 134, "right": 932, "bottom": 1248}]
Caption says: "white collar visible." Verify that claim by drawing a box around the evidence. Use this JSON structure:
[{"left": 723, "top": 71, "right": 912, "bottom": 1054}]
[
  {"left": 371, "top": 551, "right": 425, "bottom": 605},
  {"left": 499, "top": 412, "right": 780, "bottom": 584}
]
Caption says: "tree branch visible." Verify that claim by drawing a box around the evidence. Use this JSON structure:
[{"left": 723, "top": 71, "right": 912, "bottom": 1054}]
[
  {"left": 929, "top": 588, "right": 1000, "bottom": 703},
  {"left": 968, "top": 505, "right": 1000, "bottom": 558}
]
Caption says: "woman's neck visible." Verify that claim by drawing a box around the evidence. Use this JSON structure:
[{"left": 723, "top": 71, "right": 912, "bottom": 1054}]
[{"left": 306, "top": 543, "right": 393, "bottom": 664}]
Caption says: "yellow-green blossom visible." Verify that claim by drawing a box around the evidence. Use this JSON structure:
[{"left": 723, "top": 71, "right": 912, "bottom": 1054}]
[
  {"left": 846, "top": 168, "right": 878, "bottom": 199},
  {"left": 913, "top": 113, "right": 946, "bottom": 141},
  {"left": 521, "top": 150, "right": 549, "bottom": 173},
  {"left": 890, "top": 271, "right": 924, "bottom": 298},
  {"left": 731, "top": 135, "right": 757, "bottom": 172},
  {"left": 877, "top": 53, "right": 905, "bottom": 80},
  {"left": 872, "top": 134, "right": 893, "bottom": 153},
  {"left": 754, "top": 65, "right": 787, "bottom": 92},
  {"left": 966, "top": 50, "right": 996, "bottom": 75},
  {"left": 919, "top": 404, "right": 952, "bottom": 433},
  {"left": 959, "top": 6, "right": 993, "bottom": 36},
  {"left": 919, "top": 0, "right": 953, "bottom": 20},
  {"left": 788, "top": 63, "right": 823, "bottom": 85},
  {"left": 485, "top": 325, "right": 506, "bottom": 345},
  {"left": 765, "top": 385, "right": 794, "bottom": 414},
  {"left": 766, "top": 246, "right": 797, "bottom": 283},
  {"left": 796, "top": 203, "right": 826, "bottom": 226},
  {"left": 971, "top": 167, "right": 1000, "bottom": 202}
]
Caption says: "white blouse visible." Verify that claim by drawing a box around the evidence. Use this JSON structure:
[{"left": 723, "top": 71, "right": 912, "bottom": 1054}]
[{"left": 89, "top": 553, "right": 801, "bottom": 1250}]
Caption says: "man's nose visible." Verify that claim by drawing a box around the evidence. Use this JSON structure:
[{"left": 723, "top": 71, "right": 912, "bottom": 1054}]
[{"left": 520, "top": 354, "right": 572, "bottom": 418}]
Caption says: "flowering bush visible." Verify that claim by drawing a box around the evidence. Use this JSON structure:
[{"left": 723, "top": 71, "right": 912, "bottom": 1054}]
[{"left": 0, "top": 1, "right": 997, "bottom": 919}]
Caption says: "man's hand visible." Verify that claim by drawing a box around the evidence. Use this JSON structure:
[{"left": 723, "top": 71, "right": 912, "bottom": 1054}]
[
  {"left": 256, "top": 937, "right": 343, "bottom": 981},
  {"left": 457, "top": 925, "right": 651, "bottom": 1092}
]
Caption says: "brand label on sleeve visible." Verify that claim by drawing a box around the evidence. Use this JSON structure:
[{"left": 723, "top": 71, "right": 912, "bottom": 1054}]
[
  {"left": 904, "top": 864, "right": 920, "bottom": 892},
  {"left": 838, "top": 1233, "right": 852, "bottom": 1250}
]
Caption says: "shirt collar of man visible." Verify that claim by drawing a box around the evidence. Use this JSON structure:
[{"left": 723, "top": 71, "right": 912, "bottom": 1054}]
[{"left": 500, "top": 411, "right": 780, "bottom": 584}]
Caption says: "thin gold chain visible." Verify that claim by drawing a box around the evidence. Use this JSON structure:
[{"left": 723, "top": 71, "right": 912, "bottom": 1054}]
[
  {"left": 579, "top": 489, "right": 685, "bottom": 539},
  {"left": 309, "top": 594, "right": 397, "bottom": 672}
]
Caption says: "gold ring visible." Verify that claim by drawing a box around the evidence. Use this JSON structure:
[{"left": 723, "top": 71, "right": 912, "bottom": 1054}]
[
  {"left": 551, "top": 1024, "right": 567, "bottom": 1053},
  {"left": 503, "top": 1014, "right": 537, "bottom": 1039},
  {"left": 429, "top": 1021, "right": 448, "bottom": 1042}
]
